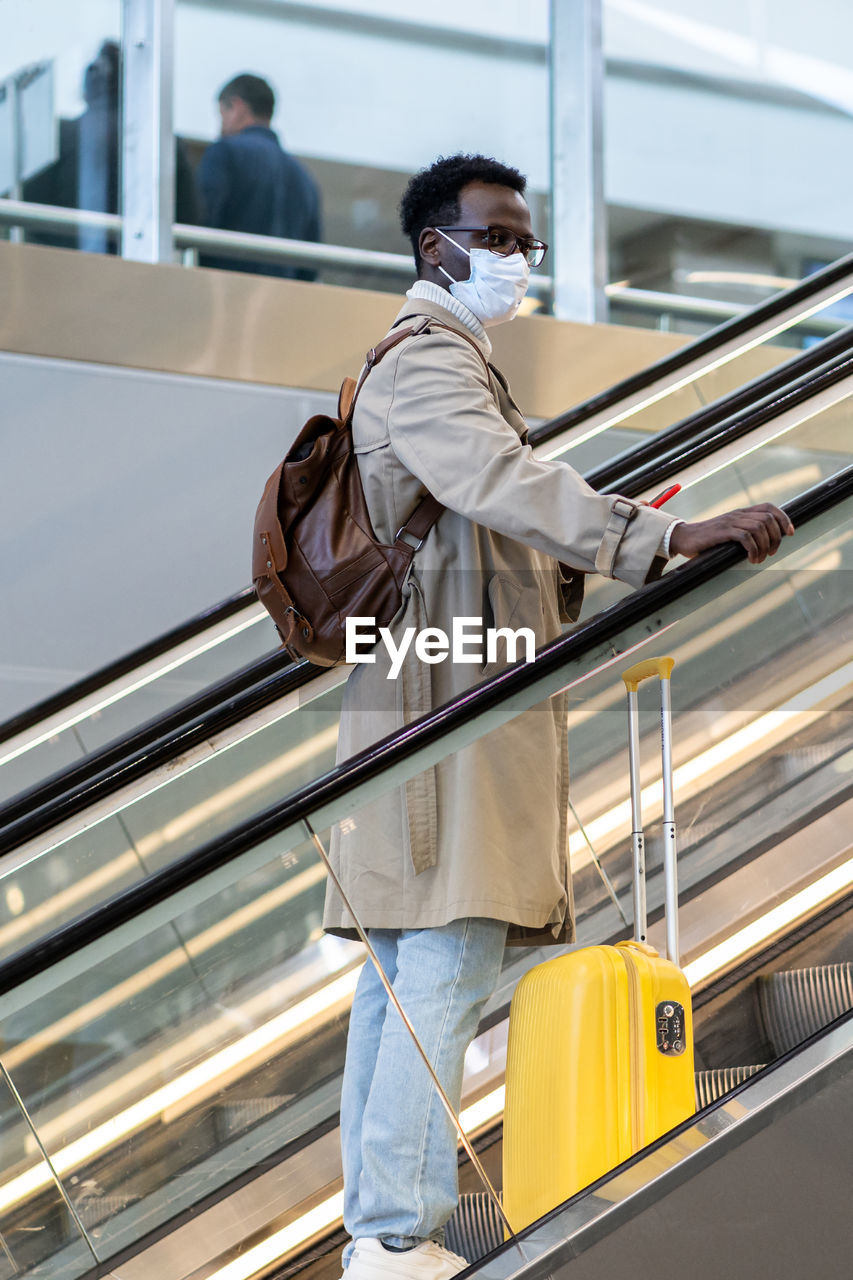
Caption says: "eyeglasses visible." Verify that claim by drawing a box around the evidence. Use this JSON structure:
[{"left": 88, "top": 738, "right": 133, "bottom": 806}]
[{"left": 435, "top": 225, "right": 549, "bottom": 268}]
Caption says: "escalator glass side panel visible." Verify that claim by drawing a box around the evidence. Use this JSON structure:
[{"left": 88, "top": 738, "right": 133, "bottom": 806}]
[
  {"left": 0, "top": 1064, "right": 96, "bottom": 1280},
  {"left": 0, "top": 678, "right": 344, "bottom": 962},
  {"left": 0, "top": 606, "right": 278, "bottom": 805},
  {"left": 470, "top": 1017, "right": 852, "bottom": 1278},
  {"left": 566, "top": 511, "right": 853, "bottom": 937},
  {"left": 6, "top": 294, "right": 851, "bottom": 809},
  {"left": 2, "top": 398, "right": 851, "bottom": 962},
  {"left": 0, "top": 827, "right": 361, "bottom": 1267},
  {"left": 562, "top": 293, "right": 853, "bottom": 474},
  {"left": 0, "top": 490, "right": 851, "bottom": 1274}
]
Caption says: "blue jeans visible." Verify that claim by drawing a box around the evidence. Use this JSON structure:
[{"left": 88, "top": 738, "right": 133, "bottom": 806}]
[{"left": 340, "top": 918, "right": 508, "bottom": 1266}]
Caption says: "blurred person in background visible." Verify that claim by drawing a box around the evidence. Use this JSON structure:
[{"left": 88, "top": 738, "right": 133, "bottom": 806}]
[
  {"left": 196, "top": 73, "right": 322, "bottom": 280},
  {"left": 24, "top": 39, "right": 198, "bottom": 254},
  {"left": 77, "top": 40, "right": 199, "bottom": 252}
]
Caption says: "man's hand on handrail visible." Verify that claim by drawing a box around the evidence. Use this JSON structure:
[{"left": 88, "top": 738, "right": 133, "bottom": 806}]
[{"left": 669, "top": 503, "right": 795, "bottom": 564}]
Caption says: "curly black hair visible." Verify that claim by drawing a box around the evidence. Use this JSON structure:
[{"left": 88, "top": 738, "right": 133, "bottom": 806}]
[{"left": 399, "top": 153, "right": 527, "bottom": 272}]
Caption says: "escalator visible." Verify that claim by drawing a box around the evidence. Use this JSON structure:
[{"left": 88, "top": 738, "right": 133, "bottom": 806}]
[
  {"left": 454, "top": 993, "right": 852, "bottom": 1280},
  {"left": 3, "top": 248, "right": 853, "bottom": 809},
  {"left": 2, "top": 255, "right": 853, "bottom": 1277},
  {"left": 0, "top": 457, "right": 851, "bottom": 1280},
  {"left": 2, "top": 290, "right": 853, "bottom": 970}
]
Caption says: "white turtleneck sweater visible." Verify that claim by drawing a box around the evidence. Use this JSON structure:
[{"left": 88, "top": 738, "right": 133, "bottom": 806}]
[{"left": 406, "top": 279, "right": 491, "bottom": 351}]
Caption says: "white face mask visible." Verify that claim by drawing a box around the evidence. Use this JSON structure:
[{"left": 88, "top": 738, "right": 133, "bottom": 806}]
[{"left": 436, "top": 230, "right": 530, "bottom": 328}]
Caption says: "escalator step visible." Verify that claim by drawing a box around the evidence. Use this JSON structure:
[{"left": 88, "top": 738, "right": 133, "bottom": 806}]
[
  {"left": 694, "top": 1065, "right": 765, "bottom": 1110},
  {"left": 445, "top": 1191, "right": 504, "bottom": 1264},
  {"left": 75, "top": 1192, "right": 135, "bottom": 1230},
  {"left": 446, "top": 1067, "right": 771, "bottom": 1262},
  {"left": 217, "top": 1096, "right": 293, "bottom": 1138},
  {"left": 758, "top": 963, "right": 853, "bottom": 1056}
]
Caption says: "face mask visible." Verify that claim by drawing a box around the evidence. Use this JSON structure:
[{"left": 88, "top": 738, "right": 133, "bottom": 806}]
[{"left": 436, "top": 230, "right": 530, "bottom": 328}]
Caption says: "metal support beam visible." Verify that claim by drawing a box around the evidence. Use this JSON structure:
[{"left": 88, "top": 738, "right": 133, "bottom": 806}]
[
  {"left": 6, "top": 75, "right": 23, "bottom": 241},
  {"left": 549, "top": 0, "right": 608, "bottom": 322},
  {"left": 121, "top": 0, "right": 174, "bottom": 261}
]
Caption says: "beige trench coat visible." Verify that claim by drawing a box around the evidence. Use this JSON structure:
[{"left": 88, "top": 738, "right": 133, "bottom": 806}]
[{"left": 323, "top": 296, "right": 673, "bottom": 946}]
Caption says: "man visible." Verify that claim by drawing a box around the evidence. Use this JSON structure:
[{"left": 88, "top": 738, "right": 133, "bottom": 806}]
[
  {"left": 325, "top": 154, "right": 793, "bottom": 1279},
  {"left": 197, "top": 73, "right": 321, "bottom": 279},
  {"left": 25, "top": 40, "right": 198, "bottom": 254}
]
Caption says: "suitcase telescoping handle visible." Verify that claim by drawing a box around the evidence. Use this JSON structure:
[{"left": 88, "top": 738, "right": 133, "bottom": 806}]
[{"left": 621, "top": 656, "right": 679, "bottom": 966}]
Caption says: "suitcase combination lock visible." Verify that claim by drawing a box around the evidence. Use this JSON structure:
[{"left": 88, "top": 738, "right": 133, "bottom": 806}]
[{"left": 655, "top": 1001, "right": 686, "bottom": 1055}]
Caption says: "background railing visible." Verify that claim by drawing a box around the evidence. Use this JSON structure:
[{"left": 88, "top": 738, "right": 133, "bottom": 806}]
[{"left": 6, "top": 195, "right": 849, "bottom": 336}]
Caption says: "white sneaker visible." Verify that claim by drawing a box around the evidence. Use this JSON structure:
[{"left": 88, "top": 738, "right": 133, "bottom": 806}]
[{"left": 345, "top": 1237, "right": 469, "bottom": 1278}]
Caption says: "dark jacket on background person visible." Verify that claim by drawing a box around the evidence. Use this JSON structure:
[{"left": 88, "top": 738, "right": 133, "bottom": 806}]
[
  {"left": 196, "top": 125, "right": 322, "bottom": 280},
  {"left": 23, "top": 39, "right": 198, "bottom": 254}
]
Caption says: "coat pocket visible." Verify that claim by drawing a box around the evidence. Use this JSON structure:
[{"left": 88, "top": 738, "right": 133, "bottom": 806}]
[{"left": 483, "top": 573, "right": 540, "bottom": 672}]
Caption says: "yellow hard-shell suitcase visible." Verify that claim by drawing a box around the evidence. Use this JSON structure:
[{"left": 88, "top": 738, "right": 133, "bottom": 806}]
[{"left": 502, "top": 658, "right": 695, "bottom": 1231}]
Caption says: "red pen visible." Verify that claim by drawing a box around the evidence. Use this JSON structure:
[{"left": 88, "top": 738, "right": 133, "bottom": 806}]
[{"left": 649, "top": 483, "right": 682, "bottom": 508}]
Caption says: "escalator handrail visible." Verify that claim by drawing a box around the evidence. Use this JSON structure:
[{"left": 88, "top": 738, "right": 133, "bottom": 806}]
[
  {"left": 2, "top": 339, "right": 852, "bottom": 849},
  {"left": 0, "top": 657, "right": 317, "bottom": 854},
  {"left": 584, "top": 321, "right": 853, "bottom": 490},
  {"left": 0, "top": 464, "right": 850, "bottom": 1000},
  {"left": 534, "top": 249, "right": 853, "bottom": 444},
  {"left": 592, "top": 342, "right": 853, "bottom": 496},
  {"left": 4, "top": 253, "right": 852, "bottom": 748},
  {"left": 0, "top": 586, "right": 257, "bottom": 747}
]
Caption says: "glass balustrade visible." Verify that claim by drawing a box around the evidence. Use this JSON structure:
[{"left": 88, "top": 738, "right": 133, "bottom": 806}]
[
  {"left": 1, "top": 395, "right": 852, "bottom": 959},
  {"left": 5, "top": 326, "right": 853, "bottom": 807},
  {"left": 0, "top": 478, "right": 850, "bottom": 1278}
]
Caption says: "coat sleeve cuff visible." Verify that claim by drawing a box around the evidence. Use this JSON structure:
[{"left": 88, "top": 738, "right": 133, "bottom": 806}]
[
  {"left": 594, "top": 498, "right": 641, "bottom": 578},
  {"left": 600, "top": 498, "right": 676, "bottom": 590}
]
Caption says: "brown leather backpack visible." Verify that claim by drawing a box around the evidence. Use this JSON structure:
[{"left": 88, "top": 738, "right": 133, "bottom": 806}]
[{"left": 252, "top": 316, "right": 489, "bottom": 667}]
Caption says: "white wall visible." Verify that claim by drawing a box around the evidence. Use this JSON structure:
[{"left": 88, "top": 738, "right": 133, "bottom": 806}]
[
  {"left": 605, "top": 71, "right": 853, "bottom": 241},
  {"left": 173, "top": 1, "right": 551, "bottom": 188},
  {"left": 604, "top": 0, "right": 853, "bottom": 114},
  {"left": 173, "top": 0, "right": 853, "bottom": 241},
  {"left": 0, "top": 0, "right": 120, "bottom": 118}
]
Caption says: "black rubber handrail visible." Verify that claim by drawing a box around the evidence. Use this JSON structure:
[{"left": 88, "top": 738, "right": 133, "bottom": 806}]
[
  {"left": 0, "top": 650, "right": 309, "bottom": 831},
  {"left": 4, "top": 253, "right": 851, "bottom": 747},
  {"left": 0, "top": 586, "right": 257, "bottom": 747},
  {"left": 1, "top": 464, "right": 850, "bottom": 999},
  {"left": 593, "top": 343, "right": 853, "bottom": 496},
  {"left": 585, "top": 322, "right": 853, "bottom": 490},
  {"left": 2, "top": 344, "right": 852, "bottom": 851},
  {"left": 534, "top": 250, "right": 853, "bottom": 444},
  {"left": 0, "top": 660, "right": 322, "bottom": 854}
]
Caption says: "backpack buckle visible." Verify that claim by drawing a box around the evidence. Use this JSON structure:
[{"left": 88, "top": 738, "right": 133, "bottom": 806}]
[
  {"left": 395, "top": 526, "right": 425, "bottom": 551},
  {"left": 285, "top": 605, "right": 313, "bottom": 642}
]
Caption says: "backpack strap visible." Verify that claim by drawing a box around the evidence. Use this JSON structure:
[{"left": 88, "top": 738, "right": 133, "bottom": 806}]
[
  {"left": 346, "top": 316, "right": 434, "bottom": 421},
  {"left": 337, "top": 376, "right": 358, "bottom": 421},
  {"left": 385, "top": 316, "right": 493, "bottom": 549},
  {"left": 347, "top": 313, "right": 493, "bottom": 550},
  {"left": 412, "top": 316, "right": 492, "bottom": 379},
  {"left": 347, "top": 314, "right": 492, "bottom": 420},
  {"left": 395, "top": 493, "right": 445, "bottom": 550}
]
